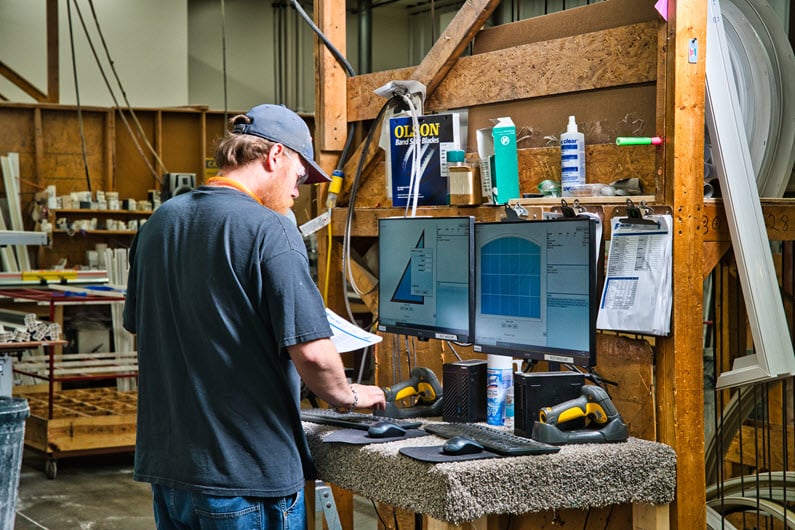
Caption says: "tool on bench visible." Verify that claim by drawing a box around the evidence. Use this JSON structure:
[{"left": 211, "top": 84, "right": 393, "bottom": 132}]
[
  {"left": 531, "top": 384, "right": 628, "bottom": 445},
  {"left": 375, "top": 367, "right": 443, "bottom": 419}
]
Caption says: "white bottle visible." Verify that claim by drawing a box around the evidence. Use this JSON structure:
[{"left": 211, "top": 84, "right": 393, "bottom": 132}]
[{"left": 560, "top": 115, "right": 586, "bottom": 196}]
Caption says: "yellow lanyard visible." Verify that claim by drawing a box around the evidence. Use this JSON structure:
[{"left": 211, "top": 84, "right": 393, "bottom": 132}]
[{"left": 206, "top": 177, "right": 264, "bottom": 206}]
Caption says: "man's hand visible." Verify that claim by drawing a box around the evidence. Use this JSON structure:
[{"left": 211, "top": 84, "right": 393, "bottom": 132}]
[
  {"left": 289, "top": 338, "right": 386, "bottom": 411},
  {"left": 350, "top": 383, "right": 386, "bottom": 411}
]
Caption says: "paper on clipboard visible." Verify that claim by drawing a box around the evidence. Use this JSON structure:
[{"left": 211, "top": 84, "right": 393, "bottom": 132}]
[
  {"left": 542, "top": 210, "right": 603, "bottom": 263},
  {"left": 596, "top": 214, "right": 673, "bottom": 336},
  {"left": 326, "top": 308, "right": 383, "bottom": 353}
]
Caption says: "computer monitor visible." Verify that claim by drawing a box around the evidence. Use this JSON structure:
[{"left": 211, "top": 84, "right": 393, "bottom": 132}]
[
  {"left": 377, "top": 216, "right": 475, "bottom": 342},
  {"left": 473, "top": 217, "right": 597, "bottom": 366}
]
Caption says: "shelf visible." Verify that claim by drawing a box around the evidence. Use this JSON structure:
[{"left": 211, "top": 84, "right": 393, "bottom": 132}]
[
  {"left": 52, "top": 229, "right": 138, "bottom": 236},
  {"left": 51, "top": 209, "right": 152, "bottom": 216}
]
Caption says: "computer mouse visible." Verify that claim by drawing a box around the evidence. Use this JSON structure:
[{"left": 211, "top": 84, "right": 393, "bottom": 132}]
[
  {"left": 442, "top": 436, "right": 484, "bottom": 456},
  {"left": 367, "top": 421, "right": 407, "bottom": 439}
]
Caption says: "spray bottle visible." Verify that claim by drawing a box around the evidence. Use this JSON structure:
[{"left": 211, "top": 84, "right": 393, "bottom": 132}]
[{"left": 560, "top": 115, "right": 586, "bottom": 196}]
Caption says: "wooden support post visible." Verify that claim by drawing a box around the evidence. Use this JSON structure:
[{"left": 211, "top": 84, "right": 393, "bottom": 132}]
[
  {"left": 427, "top": 516, "right": 486, "bottom": 530},
  {"left": 314, "top": 0, "right": 347, "bottom": 155},
  {"left": 46, "top": 0, "right": 59, "bottom": 103},
  {"left": 656, "top": 0, "right": 707, "bottom": 528},
  {"left": 632, "top": 503, "right": 671, "bottom": 530}
]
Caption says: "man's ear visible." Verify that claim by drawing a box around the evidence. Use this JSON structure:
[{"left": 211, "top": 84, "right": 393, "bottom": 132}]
[{"left": 263, "top": 143, "right": 285, "bottom": 171}]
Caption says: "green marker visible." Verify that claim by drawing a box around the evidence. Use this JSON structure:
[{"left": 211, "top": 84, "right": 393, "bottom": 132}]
[{"left": 615, "top": 136, "right": 663, "bottom": 146}]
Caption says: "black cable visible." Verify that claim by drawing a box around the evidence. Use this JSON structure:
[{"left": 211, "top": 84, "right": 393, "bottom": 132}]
[
  {"left": 370, "top": 499, "right": 388, "bottom": 528},
  {"left": 84, "top": 0, "right": 168, "bottom": 177},
  {"left": 289, "top": 0, "right": 355, "bottom": 77},
  {"left": 72, "top": 0, "right": 162, "bottom": 186},
  {"left": 66, "top": 0, "right": 91, "bottom": 192},
  {"left": 288, "top": 0, "right": 358, "bottom": 170},
  {"left": 602, "top": 504, "right": 615, "bottom": 530},
  {"left": 341, "top": 98, "right": 396, "bottom": 322}
]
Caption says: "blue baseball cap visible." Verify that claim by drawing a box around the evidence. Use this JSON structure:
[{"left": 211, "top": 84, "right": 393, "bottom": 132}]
[{"left": 232, "top": 104, "right": 330, "bottom": 184}]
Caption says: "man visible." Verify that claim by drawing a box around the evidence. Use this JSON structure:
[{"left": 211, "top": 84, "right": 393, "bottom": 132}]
[{"left": 123, "top": 103, "right": 386, "bottom": 530}]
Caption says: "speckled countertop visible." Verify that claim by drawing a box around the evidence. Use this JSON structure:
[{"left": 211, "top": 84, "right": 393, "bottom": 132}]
[{"left": 304, "top": 422, "right": 676, "bottom": 524}]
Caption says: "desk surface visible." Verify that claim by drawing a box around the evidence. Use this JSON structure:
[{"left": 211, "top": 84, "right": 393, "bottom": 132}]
[{"left": 304, "top": 422, "right": 676, "bottom": 524}]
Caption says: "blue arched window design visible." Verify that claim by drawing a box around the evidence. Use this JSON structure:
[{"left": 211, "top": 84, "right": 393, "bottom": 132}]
[{"left": 480, "top": 236, "right": 541, "bottom": 318}]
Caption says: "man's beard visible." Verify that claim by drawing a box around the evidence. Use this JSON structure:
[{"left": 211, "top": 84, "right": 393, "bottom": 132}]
[{"left": 259, "top": 182, "right": 294, "bottom": 214}]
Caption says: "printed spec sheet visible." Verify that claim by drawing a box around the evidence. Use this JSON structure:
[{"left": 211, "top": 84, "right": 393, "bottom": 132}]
[{"left": 597, "top": 214, "right": 672, "bottom": 335}]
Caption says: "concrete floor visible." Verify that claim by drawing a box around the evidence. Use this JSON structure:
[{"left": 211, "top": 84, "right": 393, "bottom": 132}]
[{"left": 14, "top": 449, "right": 379, "bottom": 529}]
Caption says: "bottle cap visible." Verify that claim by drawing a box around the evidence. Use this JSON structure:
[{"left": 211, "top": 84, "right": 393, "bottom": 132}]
[
  {"left": 446, "top": 149, "right": 465, "bottom": 163},
  {"left": 487, "top": 354, "right": 514, "bottom": 370},
  {"left": 567, "top": 115, "right": 578, "bottom": 134}
]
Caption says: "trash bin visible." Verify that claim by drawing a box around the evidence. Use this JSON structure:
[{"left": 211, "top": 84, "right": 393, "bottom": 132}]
[{"left": 0, "top": 397, "right": 29, "bottom": 529}]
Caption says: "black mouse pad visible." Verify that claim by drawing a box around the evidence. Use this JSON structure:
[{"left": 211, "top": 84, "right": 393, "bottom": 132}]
[
  {"left": 322, "top": 428, "right": 429, "bottom": 445},
  {"left": 399, "top": 445, "right": 501, "bottom": 463}
]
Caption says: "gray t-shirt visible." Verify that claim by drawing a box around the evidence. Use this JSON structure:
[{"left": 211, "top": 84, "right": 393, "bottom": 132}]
[{"left": 123, "top": 186, "right": 331, "bottom": 497}]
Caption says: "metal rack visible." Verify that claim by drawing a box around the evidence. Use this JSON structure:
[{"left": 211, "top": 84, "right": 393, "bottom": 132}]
[{"left": 0, "top": 287, "right": 136, "bottom": 478}]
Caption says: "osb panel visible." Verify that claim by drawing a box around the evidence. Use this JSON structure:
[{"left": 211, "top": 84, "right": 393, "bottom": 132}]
[
  {"left": 0, "top": 108, "right": 35, "bottom": 153},
  {"left": 374, "top": 495, "right": 634, "bottom": 529},
  {"left": 489, "top": 503, "right": 632, "bottom": 529},
  {"left": 39, "top": 109, "right": 108, "bottom": 195},
  {"left": 161, "top": 110, "right": 205, "bottom": 178},
  {"left": 466, "top": 85, "right": 658, "bottom": 151},
  {"left": 206, "top": 113, "right": 232, "bottom": 160},
  {"left": 473, "top": 0, "right": 659, "bottom": 51},
  {"left": 114, "top": 109, "right": 160, "bottom": 199},
  {"left": 374, "top": 336, "right": 483, "bottom": 389},
  {"left": 347, "top": 22, "right": 657, "bottom": 123},
  {"left": 519, "top": 143, "right": 657, "bottom": 194},
  {"left": 346, "top": 142, "right": 656, "bottom": 210},
  {"left": 594, "top": 334, "right": 656, "bottom": 440}
]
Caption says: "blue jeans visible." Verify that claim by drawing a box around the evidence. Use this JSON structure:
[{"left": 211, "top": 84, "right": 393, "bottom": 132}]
[{"left": 151, "top": 484, "right": 306, "bottom": 530}]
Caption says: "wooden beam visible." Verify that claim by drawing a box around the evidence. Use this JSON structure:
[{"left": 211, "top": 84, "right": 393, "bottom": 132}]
[
  {"left": 702, "top": 199, "right": 795, "bottom": 242},
  {"left": 315, "top": 0, "right": 347, "bottom": 153},
  {"left": 0, "top": 61, "right": 48, "bottom": 102},
  {"left": 347, "top": 22, "right": 658, "bottom": 122},
  {"left": 410, "top": 0, "right": 502, "bottom": 98},
  {"left": 655, "top": 0, "right": 708, "bottom": 528},
  {"left": 330, "top": 207, "right": 509, "bottom": 237},
  {"left": 46, "top": 0, "right": 59, "bottom": 103},
  {"left": 703, "top": 241, "right": 730, "bottom": 278}
]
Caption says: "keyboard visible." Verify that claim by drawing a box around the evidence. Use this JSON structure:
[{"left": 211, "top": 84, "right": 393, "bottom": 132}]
[
  {"left": 300, "top": 408, "right": 424, "bottom": 431},
  {"left": 423, "top": 422, "right": 560, "bottom": 456}
]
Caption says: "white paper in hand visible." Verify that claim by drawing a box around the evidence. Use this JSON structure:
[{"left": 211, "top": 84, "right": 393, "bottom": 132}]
[{"left": 325, "top": 308, "right": 383, "bottom": 353}]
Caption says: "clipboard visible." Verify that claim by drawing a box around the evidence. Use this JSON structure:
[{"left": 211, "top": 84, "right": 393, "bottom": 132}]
[{"left": 597, "top": 199, "right": 673, "bottom": 336}]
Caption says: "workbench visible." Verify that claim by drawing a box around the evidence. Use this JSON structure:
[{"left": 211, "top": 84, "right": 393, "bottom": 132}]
[{"left": 303, "top": 422, "right": 676, "bottom": 529}]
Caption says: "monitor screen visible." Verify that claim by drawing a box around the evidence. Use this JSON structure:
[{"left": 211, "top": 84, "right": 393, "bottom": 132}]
[
  {"left": 377, "top": 216, "right": 475, "bottom": 342},
  {"left": 473, "top": 218, "right": 597, "bottom": 366}
]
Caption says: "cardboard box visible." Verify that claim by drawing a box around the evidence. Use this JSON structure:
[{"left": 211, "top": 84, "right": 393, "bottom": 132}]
[{"left": 476, "top": 117, "right": 520, "bottom": 205}]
